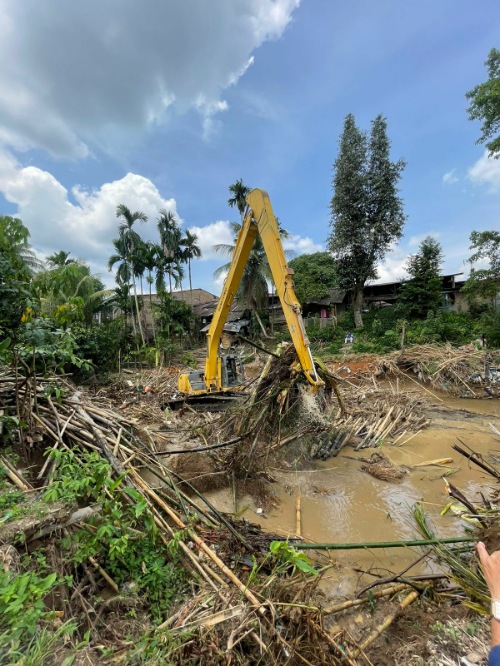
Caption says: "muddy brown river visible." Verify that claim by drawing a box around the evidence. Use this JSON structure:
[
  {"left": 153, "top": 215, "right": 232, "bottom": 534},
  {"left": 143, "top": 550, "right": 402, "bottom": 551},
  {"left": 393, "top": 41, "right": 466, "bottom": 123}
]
[{"left": 207, "top": 392, "right": 500, "bottom": 597}]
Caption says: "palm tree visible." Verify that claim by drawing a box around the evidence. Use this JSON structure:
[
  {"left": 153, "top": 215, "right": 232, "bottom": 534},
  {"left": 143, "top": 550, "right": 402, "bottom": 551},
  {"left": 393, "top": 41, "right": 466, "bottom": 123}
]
[
  {"left": 47, "top": 250, "right": 75, "bottom": 267},
  {"left": 33, "top": 260, "right": 111, "bottom": 326},
  {"left": 142, "top": 242, "right": 160, "bottom": 341},
  {"left": 115, "top": 204, "right": 147, "bottom": 345},
  {"left": 181, "top": 230, "right": 202, "bottom": 302},
  {"left": 228, "top": 179, "right": 251, "bottom": 221},
  {"left": 108, "top": 236, "right": 137, "bottom": 337},
  {"left": 157, "top": 209, "right": 183, "bottom": 294}
]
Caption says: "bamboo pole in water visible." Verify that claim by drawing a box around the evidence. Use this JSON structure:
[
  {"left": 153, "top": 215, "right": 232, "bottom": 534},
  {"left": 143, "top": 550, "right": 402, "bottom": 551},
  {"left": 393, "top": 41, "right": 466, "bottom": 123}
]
[
  {"left": 286, "top": 537, "right": 474, "bottom": 551},
  {"left": 295, "top": 494, "right": 301, "bottom": 538}
]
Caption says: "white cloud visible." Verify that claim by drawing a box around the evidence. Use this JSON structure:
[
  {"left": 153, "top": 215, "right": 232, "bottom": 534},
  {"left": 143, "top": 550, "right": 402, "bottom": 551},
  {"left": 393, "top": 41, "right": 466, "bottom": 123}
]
[
  {"left": 0, "top": 150, "right": 177, "bottom": 283},
  {"left": 442, "top": 169, "right": 458, "bottom": 185},
  {"left": 283, "top": 234, "right": 323, "bottom": 255},
  {"left": 468, "top": 151, "right": 500, "bottom": 192},
  {"left": 408, "top": 231, "right": 441, "bottom": 248},
  {"left": 373, "top": 246, "right": 409, "bottom": 284},
  {"left": 0, "top": 0, "right": 300, "bottom": 158},
  {"left": 189, "top": 221, "right": 235, "bottom": 261}
]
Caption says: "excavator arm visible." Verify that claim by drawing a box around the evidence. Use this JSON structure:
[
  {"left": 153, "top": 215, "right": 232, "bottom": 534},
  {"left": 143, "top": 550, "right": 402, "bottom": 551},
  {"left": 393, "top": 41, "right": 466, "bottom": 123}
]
[{"left": 178, "top": 188, "right": 323, "bottom": 395}]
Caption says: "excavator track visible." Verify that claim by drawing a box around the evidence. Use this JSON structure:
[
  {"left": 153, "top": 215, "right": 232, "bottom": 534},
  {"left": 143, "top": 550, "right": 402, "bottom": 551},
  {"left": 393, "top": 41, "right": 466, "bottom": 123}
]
[{"left": 165, "top": 392, "right": 244, "bottom": 412}]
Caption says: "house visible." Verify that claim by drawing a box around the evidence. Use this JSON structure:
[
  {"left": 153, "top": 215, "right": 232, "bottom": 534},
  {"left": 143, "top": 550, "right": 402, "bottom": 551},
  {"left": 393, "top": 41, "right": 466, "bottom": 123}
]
[
  {"left": 363, "top": 273, "right": 466, "bottom": 311},
  {"left": 195, "top": 299, "right": 251, "bottom": 336}
]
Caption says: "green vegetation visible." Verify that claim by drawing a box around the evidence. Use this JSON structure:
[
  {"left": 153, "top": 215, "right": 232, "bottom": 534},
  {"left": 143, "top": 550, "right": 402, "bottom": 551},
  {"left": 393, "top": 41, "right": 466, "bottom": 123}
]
[
  {"left": 463, "top": 230, "right": 500, "bottom": 302},
  {"left": 0, "top": 446, "right": 189, "bottom": 663},
  {"left": 306, "top": 305, "right": 500, "bottom": 357},
  {"left": 466, "top": 47, "right": 500, "bottom": 157},
  {"left": 288, "top": 252, "right": 337, "bottom": 303},
  {"left": 399, "top": 236, "right": 443, "bottom": 318},
  {"left": 328, "top": 114, "right": 406, "bottom": 328}
]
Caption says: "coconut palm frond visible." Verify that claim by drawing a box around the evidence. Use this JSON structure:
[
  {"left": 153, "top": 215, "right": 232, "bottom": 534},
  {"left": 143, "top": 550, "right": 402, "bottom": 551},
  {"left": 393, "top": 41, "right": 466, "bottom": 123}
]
[
  {"left": 213, "top": 243, "right": 235, "bottom": 257},
  {"left": 213, "top": 262, "right": 231, "bottom": 279}
]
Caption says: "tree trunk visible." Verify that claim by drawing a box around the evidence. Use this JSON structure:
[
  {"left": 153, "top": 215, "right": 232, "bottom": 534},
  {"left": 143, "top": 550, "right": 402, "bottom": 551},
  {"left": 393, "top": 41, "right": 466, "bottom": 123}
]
[
  {"left": 132, "top": 279, "right": 145, "bottom": 345},
  {"left": 128, "top": 300, "right": 137, "bottom": 337},
  {"left": 353, "top": 285, "right": 364, "bottom": 328},
  {"left": 139, "top": 275, "right": 148, "bottom": 340},
  {"left": 188, "top": 257, "right": 193, "bottom": 301},
  {"left": 168, "top": 269, "right": 172, "bottom": 294},
  {"left": 254, "top": 310, "right": 269, "bottom": 338},
  {"left": 149, "top": 277, "right": 156, "bottom": 342}
]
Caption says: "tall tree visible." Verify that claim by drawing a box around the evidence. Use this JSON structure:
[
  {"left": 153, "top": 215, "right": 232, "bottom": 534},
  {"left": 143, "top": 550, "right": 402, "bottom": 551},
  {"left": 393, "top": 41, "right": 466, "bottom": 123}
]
[
  {"left": 47, "top": 250, "right": 75, "bottom": 267},
  {"left": 108, "top": 236, "right": 137, "bottom": 337},
  {"left": 181, "top": 230, "right": 202, "bottom": 300},
  {"left": 462, "top": 230, "right": 500, "bottom": 302},
  {"left": 466, "top": 48, "right": 500, "bottom": 158},
  {"left": 399, "top": 236, "right": 443, "bottom": 318},
  {"left": 142, "top": 241, "right": 159, "bottom": 340},
  {"left": 157, "top": 209, "right": 183, "bottom": 294},
  {"left": 288, "top": 252, "right": 338, "bottom": 304},
  {"left": 228, "top": 178, "right": 251, "bottom": 220},
  {"left": 328, "top": 114, "right": 406, "bottom": 328},
  {"left": 115, "top": 204, "right": 147, "bottom": 344},
  {"left": 0, "top": 216, "right": 38, "bottom": 335}
]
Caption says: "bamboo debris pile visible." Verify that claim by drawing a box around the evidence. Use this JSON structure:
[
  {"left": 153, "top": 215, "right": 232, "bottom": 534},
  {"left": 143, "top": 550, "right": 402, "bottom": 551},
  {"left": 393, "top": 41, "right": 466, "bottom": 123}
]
[
  {"left": 316, "top": 383, "right": 430, "bottom": 457},
  {"left": 195, "top": 343, "right": 433, "bottom": 468},
  {"left": 3, "top": 363, "right": 491, "bottom": 662},
  {"left": 0, "top": 367, "right": 358, "bottom": 664},
  {"left": 385, "top": 343, "right": 500, "bottom": 397}
]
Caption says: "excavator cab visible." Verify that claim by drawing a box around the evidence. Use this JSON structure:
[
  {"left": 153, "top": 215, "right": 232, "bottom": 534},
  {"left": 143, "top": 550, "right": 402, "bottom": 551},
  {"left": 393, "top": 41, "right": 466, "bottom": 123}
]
[
  {"left": 221, "top": 354, "right": 244, "bottom": 388},
  {"left": 178, "top": 354, "right": 244, "bottom": 395}
]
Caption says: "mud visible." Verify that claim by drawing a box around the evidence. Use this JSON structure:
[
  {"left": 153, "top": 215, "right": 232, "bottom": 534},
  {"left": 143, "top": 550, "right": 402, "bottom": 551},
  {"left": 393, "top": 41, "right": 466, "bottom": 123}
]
[{"left": 206, "top": 390, "right": 500, "bottom": 598}]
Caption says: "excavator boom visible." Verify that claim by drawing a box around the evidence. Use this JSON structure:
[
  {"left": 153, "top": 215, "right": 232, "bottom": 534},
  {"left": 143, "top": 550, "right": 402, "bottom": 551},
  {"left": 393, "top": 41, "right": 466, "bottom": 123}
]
[{"left": 178, "top": 188, "right": 323, "bottom": 395}]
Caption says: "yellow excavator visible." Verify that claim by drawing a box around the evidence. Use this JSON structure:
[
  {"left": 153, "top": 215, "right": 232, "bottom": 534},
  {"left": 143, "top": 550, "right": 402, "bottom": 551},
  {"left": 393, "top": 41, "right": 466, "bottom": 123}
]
[{"left": 178, "top": 188, "right": 323, "bottom": 397}]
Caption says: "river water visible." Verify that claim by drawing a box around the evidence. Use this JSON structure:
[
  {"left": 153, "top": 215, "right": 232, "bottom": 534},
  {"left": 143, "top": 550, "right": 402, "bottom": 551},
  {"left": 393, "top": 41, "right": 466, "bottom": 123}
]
[{"left": 206, "top": 392, "right": 500, "bottom": 597}]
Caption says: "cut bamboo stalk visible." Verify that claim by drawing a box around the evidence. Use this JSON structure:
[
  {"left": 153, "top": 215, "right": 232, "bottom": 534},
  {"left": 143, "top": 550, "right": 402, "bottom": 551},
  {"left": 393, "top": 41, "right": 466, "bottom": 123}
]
[
  {"left": 397, "top": 429, "right": 422, "bottom": 448},
  {"left": 323, "top": 583, "right": 412, "bottom": 614},
  {"left": 88, "top": 555, "right": 119, "bottom": 592},
  {"left": 130, "top": 470, "right": 264, "bottom": 611},
  {"left": 396, "top": 370, "right": 444, "bottom": 401},
  {"left": 351, "top": 589, "right": 420, "bottom": 658},
  {"left": 0, "top": 455, "right": 32, "bottom": 491},
  {"left": 295, "top": 494, "right": 301, "bottom": 538},
  {"left": 113, "top": 427, "right": 123, "bottom": 456}
]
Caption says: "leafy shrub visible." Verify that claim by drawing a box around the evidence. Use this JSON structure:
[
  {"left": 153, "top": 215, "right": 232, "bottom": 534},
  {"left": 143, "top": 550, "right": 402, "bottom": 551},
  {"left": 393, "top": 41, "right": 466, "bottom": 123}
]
[
  {"left": 73, "top": 319, "right": 129, "bottom": 372},
  {"left": 46, "top": 449, "right": 187, "bottom": 623},
  {"left": 0, "top": 568, "right": 64, "bottom": 653},
  {"left": 16, "top": 318, "right": 92, "bottom": 375}
]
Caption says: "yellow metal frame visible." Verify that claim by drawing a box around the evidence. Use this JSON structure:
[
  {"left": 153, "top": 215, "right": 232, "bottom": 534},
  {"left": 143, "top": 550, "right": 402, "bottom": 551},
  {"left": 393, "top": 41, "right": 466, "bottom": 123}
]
[{"left": 203, "top": 188, "right": 323, "bottom": 392}]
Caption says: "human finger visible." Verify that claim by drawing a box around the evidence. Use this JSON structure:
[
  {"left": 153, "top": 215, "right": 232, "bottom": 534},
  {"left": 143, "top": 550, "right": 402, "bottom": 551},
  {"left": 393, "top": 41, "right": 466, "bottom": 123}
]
[{"left": 477, "top": 541, "right": 490, "bottom": 566}]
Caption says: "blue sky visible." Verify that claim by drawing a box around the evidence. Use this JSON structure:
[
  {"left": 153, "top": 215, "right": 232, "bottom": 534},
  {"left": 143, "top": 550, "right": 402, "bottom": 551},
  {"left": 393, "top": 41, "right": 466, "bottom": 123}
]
[{"left": 0, "top": 0, "right": 498, "bottom": 293}]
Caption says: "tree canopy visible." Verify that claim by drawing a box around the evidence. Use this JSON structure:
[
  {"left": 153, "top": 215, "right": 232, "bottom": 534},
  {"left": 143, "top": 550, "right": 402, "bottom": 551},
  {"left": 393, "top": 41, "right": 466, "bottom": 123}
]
[
  {"left": 466, "top": 48, "right": 500, "bottom": 158},
  {"left": 398, "top": 236, "right": 443, "bottom": 318},
  {"left": 328, "top": 114, "right": 406, "bottom": 328},
  {"left": 462, "top": 230, "right": 500, "bottom": 302},
  {"left": 288, "top": 252, "right": 337, "bottom": 304}
]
